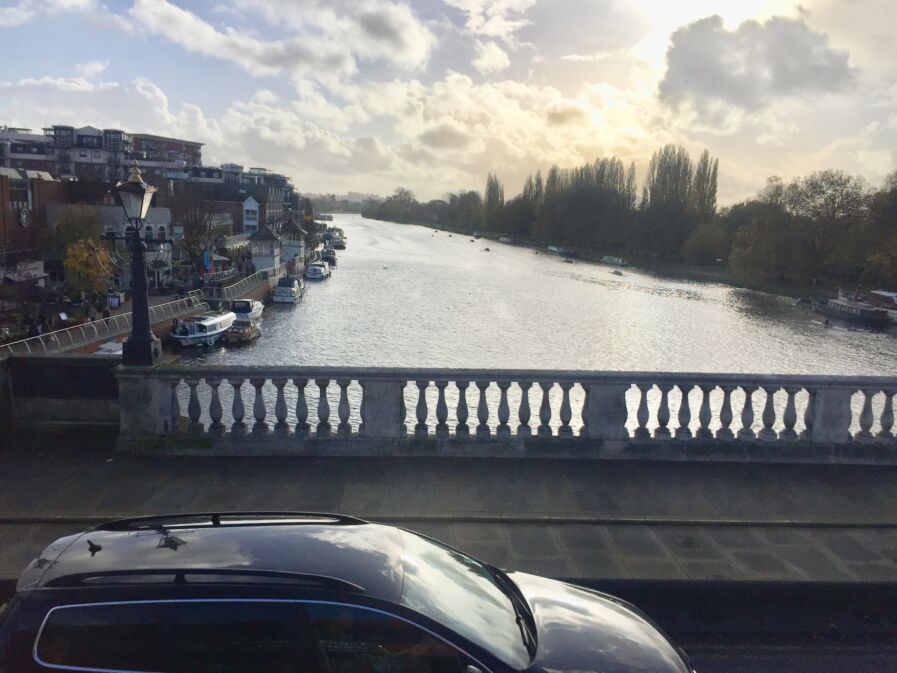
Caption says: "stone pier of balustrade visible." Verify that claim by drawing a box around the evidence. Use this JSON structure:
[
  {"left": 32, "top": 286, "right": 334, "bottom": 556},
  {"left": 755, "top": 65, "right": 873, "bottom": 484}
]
[{"left": 115, "top": 367, "right": 897, "bottom": 463}]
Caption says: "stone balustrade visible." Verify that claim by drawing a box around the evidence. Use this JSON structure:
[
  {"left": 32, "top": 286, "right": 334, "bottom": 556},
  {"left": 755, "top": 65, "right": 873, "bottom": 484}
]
[{"left": 116, "top": 366, "right": 897, "bottom": 461}]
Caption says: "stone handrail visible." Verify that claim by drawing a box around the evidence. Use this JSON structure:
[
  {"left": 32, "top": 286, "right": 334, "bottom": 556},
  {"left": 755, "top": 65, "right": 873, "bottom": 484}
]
[
  {"left": 0, "top": 292, "right": 207, "bottom": 359},
  {"left": 116, "top": 366, "right": 897, "bottom": 457}
]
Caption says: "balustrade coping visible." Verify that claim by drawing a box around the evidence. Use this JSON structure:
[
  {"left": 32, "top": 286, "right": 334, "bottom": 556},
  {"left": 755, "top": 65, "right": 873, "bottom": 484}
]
[{"left": 114, "top": 365, "right": 897, "bottom": 389}]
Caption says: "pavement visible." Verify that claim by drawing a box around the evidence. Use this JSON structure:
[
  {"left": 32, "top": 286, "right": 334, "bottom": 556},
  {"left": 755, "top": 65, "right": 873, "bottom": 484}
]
[{"left": 1, "top": 435, "right": 895, "bottom": 587}]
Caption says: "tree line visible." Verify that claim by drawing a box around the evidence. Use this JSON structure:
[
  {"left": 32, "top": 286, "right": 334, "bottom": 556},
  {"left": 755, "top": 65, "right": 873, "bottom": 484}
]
[{"left": 362, "top": 143, "right": 897, "bottom": 289}]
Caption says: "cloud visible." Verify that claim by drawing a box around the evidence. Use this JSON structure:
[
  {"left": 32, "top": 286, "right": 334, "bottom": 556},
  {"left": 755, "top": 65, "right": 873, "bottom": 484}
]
[
  {"left": 546, "top": 103, "right": 587, "bottom": 126},
  {"left": 75, "top": 60, "right": 109, "bottom": 78},
  {"left": 0, "top": 0, "right": 94, "bottom": 26},
  {"left": 442, "top": 0, "right": 536, "bottom": 42},
  {"left": 419, "top": 121, "right": 473, "bottom": 149},
  {"left": 129, "top": 0, "right": 355, "bottom": 81},
  {"left": 230, "top": 0, "right": 435, "bottom": 71},
  {"left": 660, "top": 15, "right": 853, "bottom": 116},
  {"left": 472, "top": 41, "right": 510, "bottom": 75}
]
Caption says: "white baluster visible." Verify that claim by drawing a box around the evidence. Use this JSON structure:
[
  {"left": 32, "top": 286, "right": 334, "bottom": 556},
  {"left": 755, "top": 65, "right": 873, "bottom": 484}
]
[
  {"left": 695, "top": 385, "right": 713, "bottom": 439},
  {"left": 186, "top": 377, "right": 202, "bottom": 434},
  {"left": 316, "top": 378, "right": 331, "bottom": 438},
  {"left": 579, "top": 384, "right": 590, "bottom": 439},
  {"left": 230, "top": 378, "right": 247, "bottom": 436},
  {"left": 207, "top": 377, "right": 224, "bottom": 436},
  {"left": 537, "top": 382, "right": 552, "bottom": 438},
  {"left": 856, "top": 389, "right": 875, "bottom": 443},
  {"left": 758, "top": 386, "right": 778, "bottom": 442},
  {"left": 337, "top": 379, "right": 351, "bottom": 437},
  {"left": 415, "top": 380, "right": 429, "bottom": 439},
  {"left": 878, "top": 390, "right": 895, "bottom": 441},
  {"left": 497, "top": 381, "right": 512, "bottom": 439},
  {"left": 559, "top": 382, "right": 573, "bottom": 439},
  {"left": 272, "top": 378, "right": 288, "bottom": 433},
  {"left": 634, "top": 383, "right": 651, "bottom": 439},
  {"left": 250, "top": 378, "right": 267, "bottom": 433},
  {"left": 675, "top": 384, "right": 692, "bottom": 439},
  {"left": 653, "top": 384, "right": 671, "bottom": 439},
  {"left": 456, "top": 381, "right": 470, "bottom": 439},
  {"left": 716, "top": 385, "right": 734, "bottom": 441},
  {"left": 358, "top": 382, "right": 367, "bottom": 436},
  {"left": 738, "top": 385, "right": 756, "bottom": 440},
  {"left": 435, "top": 380, "right": 449, "bottom": 439},
  {"left": 476, "top": 381, "right": 490, "bottom": 439},
  {"left": 780, "top": 387, "right": 798, "bottom": 441},
  {"left": 518, "top": 381, "right": 532, "bottom": 438},
  {"left": 800, "top": 388, "right": 815, "bottom": 441},
  {"left": 294, "top": 378, "right": 309, "bottom": 437}
]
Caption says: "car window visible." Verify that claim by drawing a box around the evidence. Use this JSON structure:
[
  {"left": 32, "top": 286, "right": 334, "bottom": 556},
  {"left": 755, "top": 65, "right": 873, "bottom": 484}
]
[
  {"left": 399, "top": 531, "right": 532, "bottom": 670},
  {"left": 305, "top": 602, "right": 471, "bottom": 673},
  {"left": 35, "top": 600, "right": 476, "bottom": 673}
]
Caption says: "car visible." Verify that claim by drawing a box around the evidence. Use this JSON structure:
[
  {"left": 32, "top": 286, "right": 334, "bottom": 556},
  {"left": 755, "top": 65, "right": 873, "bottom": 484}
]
[{"left": 0, "top": 512, "right": 693, "bottom": 673}]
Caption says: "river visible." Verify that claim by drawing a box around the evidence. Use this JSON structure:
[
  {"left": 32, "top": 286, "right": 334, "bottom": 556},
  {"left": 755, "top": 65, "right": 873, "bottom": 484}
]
[{"left": 178, "top": 213, "right": 896, "bottom": 375}]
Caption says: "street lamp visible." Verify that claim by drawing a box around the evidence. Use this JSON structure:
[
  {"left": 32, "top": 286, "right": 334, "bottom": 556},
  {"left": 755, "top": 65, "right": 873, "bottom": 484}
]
[{"left": 107, "top": 162, "right": 162, "bottom": 366}]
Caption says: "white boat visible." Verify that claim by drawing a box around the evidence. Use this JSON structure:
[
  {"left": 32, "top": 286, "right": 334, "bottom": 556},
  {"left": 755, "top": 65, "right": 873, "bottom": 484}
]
[
  {"left": 864, "top": 290, "right": 897, "bottom": 323},
  {"left": 272, "top": 277, "right": 304, "bottom": 303},
  {"left": 305, "top": 261, "right": 331, "bottom": 280},
  {"left": 498, "top": 236, "right": 514, "bottom": 244},
  {"left": 231, "top": 298, "right": 264, "bottom": 321},
  {"left": 170, "top": 311, "right": 236, "bottom": 347},
  {"left": 601, "top": 255, "right": 628, "bottom": 267}
]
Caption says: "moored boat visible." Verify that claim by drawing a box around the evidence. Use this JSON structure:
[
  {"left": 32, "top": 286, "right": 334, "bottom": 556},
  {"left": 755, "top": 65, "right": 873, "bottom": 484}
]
[
  {"left": 601, "top": 255, "right": 628, "bottom": 266},
  {"left": 305, "top": 261, "right": 331, "bottom": 280},
  {"left": 864, "top": 290, "right": 897, "bottom": 323},
  {"left": 170, "top": 311, "right": 236, "bottom": 347},
  {"left": 272, "top": 277, "right": 304, "bottom": 304},
  {"left": 224, "top": 318, "right": 261, "bottom": 345},
  {"left": 231, "top": 298, "right": 264, "bottom": 321},
  {"left": 812, "top": 297, "right": 890, "bottom": 328}
]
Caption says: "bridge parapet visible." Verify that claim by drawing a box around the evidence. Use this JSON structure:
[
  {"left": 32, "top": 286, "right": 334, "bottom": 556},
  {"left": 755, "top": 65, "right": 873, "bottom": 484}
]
[{"left": 116, "top": 366, "right": 897, "bottom": 461}]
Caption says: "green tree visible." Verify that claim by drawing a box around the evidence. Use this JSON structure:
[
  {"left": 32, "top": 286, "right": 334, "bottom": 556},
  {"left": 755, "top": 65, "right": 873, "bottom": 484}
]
[
  {"left": 43, "top": 205, "right": 102, "bottom": 259},
  {"left": 483, "top": 173, "right": 505, "bottom": 231}
]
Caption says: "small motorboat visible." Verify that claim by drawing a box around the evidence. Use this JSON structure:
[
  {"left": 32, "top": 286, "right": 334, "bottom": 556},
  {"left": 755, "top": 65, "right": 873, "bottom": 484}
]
[
  {"left": 563, "top": 258, "right": 574, "bottom": 264},
  {"left": 812, "top": 296, "right": 890, "bottom": 327},
  {"left": 612, "top": 269, "right": 624, "bottom": 276},
  {"left": 170, "top": 311, "right": 236, "bottom": 347},
  {"left": 231, "top": 298, "right": 263, "bottom": 321},
  {"left": 483, "top": 247, "right": 490, "bottom": 252},
  {"left": 225, "top": 318, "right": 261, "bottom": 345},
  {"left": 305, "top": 261, "right": 331, "bottom": 280},
  {"left": 273, "top": 277, "right": 304, "bottom": 303},
  {"left": 321, "top": 247, "right": 337, "bottom": 267}
]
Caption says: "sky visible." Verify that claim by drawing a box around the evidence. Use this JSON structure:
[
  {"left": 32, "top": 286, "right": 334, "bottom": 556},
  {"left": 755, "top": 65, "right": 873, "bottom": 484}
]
[{"left": 0, "top": 0, "right": 895, "bottom": 204}]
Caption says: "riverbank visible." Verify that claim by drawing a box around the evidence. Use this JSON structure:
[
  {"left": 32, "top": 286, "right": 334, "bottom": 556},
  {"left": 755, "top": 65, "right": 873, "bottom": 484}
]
[{"left": 367, "top": 215, "right": 837, "bottom": 300}]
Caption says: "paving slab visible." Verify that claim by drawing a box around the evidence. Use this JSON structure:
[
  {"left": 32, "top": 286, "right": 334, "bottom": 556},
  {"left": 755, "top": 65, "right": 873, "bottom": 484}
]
[{"left": 0, "top": 443, "right": 896, "bottom": 589}]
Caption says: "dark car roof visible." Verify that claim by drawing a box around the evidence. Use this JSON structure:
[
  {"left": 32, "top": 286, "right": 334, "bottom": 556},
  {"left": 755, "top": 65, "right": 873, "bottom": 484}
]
[{"left": 23, "top": 518, "right": 406, "bottom": 602}]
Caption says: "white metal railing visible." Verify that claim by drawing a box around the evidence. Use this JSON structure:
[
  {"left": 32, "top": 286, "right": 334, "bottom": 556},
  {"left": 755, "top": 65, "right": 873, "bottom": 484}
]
[
  {"left": 0, "top": 292, "right": 207, "bottom": 359},
  {"left": 202, "top": 270, "right": 268, "bottom": 302},
  {"left": 117, "top": 367, "right": 897, "bottom": 448}
]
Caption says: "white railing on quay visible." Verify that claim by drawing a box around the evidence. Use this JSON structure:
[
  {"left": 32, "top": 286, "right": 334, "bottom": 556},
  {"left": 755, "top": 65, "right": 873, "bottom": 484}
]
[
  {"left": 0, "top": 292, "right": 207, "bottom": 359},
  {"left": 116, "top": 366, "right": 897, "bottom": 449}
]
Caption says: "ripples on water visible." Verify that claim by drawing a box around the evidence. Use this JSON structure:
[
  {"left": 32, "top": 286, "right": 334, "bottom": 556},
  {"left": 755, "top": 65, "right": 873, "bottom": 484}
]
[{"left": 178, "top": 213, "right": 897, "bottom": 376}]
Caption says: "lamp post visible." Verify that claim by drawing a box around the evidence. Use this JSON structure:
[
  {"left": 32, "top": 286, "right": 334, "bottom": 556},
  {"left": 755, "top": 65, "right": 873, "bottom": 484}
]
[{"left": 108, "top": 162, "right": 161, "bottom": 366}]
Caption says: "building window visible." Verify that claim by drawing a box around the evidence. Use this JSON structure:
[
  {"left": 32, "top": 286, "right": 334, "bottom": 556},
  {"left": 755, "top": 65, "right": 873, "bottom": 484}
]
[
  {"left": 93, "top": 150, "right": 101, "bottom": 159},
  {"left": 157, "top": 226, "right": 166, "bottom": 240},
  {"left": 244, "top": 209, "right": 258, "bottom": 219},
  {"left": 79, "top": 150, "right": 87, "bottom": 158}
]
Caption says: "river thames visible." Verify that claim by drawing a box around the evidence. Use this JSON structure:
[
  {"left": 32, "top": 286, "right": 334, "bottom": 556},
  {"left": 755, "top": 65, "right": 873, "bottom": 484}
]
[{"left": 179, "top": 213, "right": 896, "bottom": 375}]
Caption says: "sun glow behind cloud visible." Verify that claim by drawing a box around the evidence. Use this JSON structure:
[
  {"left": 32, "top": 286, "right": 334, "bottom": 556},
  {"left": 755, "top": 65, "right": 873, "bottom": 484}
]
[{"left": 0, "top": 0, "right": 894, "bottom": 203}]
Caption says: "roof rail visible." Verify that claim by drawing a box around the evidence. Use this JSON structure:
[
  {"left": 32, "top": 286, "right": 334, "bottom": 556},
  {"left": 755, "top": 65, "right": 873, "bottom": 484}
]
[
  {"left": 44, "top": 569, "right": 364, "bottom": 593},
  {"left": 96, "top": 512, "right": 368, "bottom": 531}
]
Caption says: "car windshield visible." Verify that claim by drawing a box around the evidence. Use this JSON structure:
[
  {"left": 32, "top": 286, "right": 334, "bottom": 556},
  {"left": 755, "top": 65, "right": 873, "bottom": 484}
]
[{"left": 399, "top": 530, "right": 534, "bottom": 669}]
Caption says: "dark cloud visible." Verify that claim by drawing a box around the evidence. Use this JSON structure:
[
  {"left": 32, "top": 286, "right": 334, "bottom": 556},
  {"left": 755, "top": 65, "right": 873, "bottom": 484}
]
[
  {"left": 419, "top": 122, "right": 472, "bottom": 149},
  {"left": 660, "top": 15, "right": 853, "bottom": 113},
  {"left": 546, "top": 104, "right": 586, "bottom": 125}
]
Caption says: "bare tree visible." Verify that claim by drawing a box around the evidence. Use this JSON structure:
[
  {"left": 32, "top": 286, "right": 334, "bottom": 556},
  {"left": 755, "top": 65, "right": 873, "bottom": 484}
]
[{"left": 171, "top": 184, "right": 227, "bottom": 272}]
